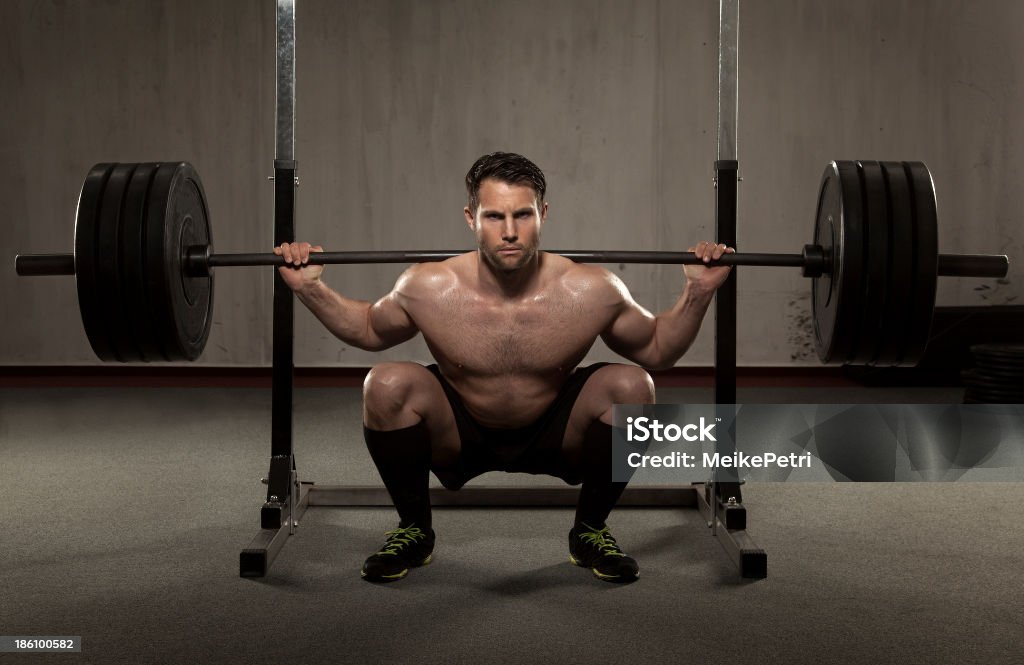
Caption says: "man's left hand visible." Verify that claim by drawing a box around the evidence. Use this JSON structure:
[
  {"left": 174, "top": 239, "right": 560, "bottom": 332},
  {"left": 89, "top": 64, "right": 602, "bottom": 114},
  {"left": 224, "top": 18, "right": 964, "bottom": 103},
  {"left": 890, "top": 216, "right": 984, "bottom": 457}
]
[{"left": 683, "top": 241, "right": 735, "bottom": 292}]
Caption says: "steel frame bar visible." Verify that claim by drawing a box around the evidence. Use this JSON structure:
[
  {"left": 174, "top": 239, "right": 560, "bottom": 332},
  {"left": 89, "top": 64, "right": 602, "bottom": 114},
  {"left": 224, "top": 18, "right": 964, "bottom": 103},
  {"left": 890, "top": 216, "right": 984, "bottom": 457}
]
[
  {"left": 240, "top": 475, "right": 310, "bottom": 577},
  {"left": 307, "top": 485, "right": 700, "bottom": 508},
  {"left": 695, "top": 481, "right": 767, "bottom": 578},
  {"left": 240, "top": 0, "right": 300, "bottom": 579}
]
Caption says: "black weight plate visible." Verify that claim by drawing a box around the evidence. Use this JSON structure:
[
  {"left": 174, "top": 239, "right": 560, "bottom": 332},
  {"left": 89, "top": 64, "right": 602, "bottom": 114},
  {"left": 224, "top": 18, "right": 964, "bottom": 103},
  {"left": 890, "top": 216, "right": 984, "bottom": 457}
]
[
  {"left": 966, "top": 385, "right": 1024, "bottom": 399},
  {"left": 121, "top": 163, "right": 163, "bottom": 361},
  {"left": 973, "top": 354, "right": 1024, "bottom": 367},
  {"left": 145, "top": 162, "right": 213, "bottom": 361},
  {"left": 962, "top": 387, "right": 1019, "bottom": 401},
  {"left": 901, "top": 162, "right": 938, "bottom": 365},
  {"left": 972, "top": 362, "right": 1024, "bottom": 378},
  {"left": 145, "top": 163, "right": 185, "bottom": 360},
  {"left": 970, "top": 373, "right": 1024, "bottom": 388},
  {"left": 967, "top": 390, "right": 1024, "bottom": 401},
  {"left": 168, "top": 164, "right": 214, "bottom": 360},
  {"left": 875, "top": 162, "right": 914, "bottom": 365},
  {"left": 811, "top": 161, "right": 863, "bottom": 364},
  {"left": 961, "top": 370, "right": 1024, "bottom": 390},
  {"left": 962, "top": 372, "right": 1019, "bottom": 389},
  {"left": 971, "top": 343, "right": 1024, "bottom": 361},
  {"left": 962, "top": 391, "right": 1019, "bottom": 401},
  {"left": 973, "top": 355, "right": 1024, "bottom": 369},
  {"left": 974, "top": 370, "right": 1024, "bottom": 386},
  {"left": 810, "top": 167, "right": 840, "bottom": 362},
  {"left": 974, "top": 344, "right": 1024, "bottom": 357},
  {"left": 852, "top": 161, "right": 888, "bottom": 364},
  {"left": 96, "top": 163, "right": 141, "bottom": 362},
  {"left": 964, "top": 388, "right": 1024, "bottom": 403},
  {"left": 74, "top": 163, "right": 117, "bottom": 361},
  {"left": 966, "top": 391, "right": 1015, "bottom": 401},
  {"left": 973, "top": 357, "right": 1024, "bottom": 370}
]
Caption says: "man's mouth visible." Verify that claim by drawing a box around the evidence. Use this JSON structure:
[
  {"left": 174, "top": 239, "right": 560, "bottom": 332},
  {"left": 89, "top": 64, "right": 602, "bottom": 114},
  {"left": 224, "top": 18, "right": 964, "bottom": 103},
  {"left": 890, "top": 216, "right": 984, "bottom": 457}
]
[{"left": 497, "top": 246, "right": 522, "bottom": 255}]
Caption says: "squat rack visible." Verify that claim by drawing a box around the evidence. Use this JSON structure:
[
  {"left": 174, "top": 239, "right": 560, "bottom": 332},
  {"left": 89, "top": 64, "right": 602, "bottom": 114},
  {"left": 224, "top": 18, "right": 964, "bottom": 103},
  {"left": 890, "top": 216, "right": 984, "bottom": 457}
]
[{"left": 239, "top": 0, "right": 767, "bottom": 579}]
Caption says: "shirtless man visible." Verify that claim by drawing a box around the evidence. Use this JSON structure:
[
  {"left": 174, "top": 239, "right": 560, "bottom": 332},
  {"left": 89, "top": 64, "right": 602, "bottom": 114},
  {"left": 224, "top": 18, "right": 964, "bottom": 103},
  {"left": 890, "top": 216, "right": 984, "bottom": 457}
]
[{"left": 275, "top": 152, "right": 733, "bottom": 584}]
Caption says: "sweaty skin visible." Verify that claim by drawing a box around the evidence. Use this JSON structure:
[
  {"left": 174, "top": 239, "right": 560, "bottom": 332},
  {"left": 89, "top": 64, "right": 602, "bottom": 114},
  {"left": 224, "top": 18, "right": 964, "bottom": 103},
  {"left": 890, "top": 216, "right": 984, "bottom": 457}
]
[{"left": 274, "top": 178, "right": 733, "bottom": 428}]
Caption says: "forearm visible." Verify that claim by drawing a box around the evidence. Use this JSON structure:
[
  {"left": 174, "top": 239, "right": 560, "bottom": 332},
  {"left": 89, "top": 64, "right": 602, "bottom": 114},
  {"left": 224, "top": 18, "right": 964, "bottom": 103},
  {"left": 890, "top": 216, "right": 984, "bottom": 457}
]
[
  {"left": 645, "top": 283, "right": 717, "bottom": 369},
  {"left": 294, "top": 280, "right": 381, "bottom": 350}
]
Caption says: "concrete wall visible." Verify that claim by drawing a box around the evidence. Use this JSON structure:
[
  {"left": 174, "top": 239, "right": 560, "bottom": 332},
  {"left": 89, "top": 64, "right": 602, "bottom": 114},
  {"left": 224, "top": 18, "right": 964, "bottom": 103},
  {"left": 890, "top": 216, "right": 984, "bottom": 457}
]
[{"left": 2, "top": 0, "right": 1019, "bottom": 367}]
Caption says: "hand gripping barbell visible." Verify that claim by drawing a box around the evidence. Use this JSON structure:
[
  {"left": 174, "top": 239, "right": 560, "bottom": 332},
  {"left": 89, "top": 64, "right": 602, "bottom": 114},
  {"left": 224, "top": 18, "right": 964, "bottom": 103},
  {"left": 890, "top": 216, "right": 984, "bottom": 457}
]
[{"left": 14, "top": 161, "right": 1009, "bottom": 365}]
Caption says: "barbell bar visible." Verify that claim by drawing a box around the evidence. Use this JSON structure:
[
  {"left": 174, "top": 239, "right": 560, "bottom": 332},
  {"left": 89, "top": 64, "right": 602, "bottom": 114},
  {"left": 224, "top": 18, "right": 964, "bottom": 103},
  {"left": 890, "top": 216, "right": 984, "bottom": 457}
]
[
  {"left": 14, "top": 250, "right": 812, "bottom": 274},
  {"left": 14, "top": 250, "right": 1006, "bottom": 277},
  {"left": 12, "top": 160, "right": 1011, "bottom": 365}
]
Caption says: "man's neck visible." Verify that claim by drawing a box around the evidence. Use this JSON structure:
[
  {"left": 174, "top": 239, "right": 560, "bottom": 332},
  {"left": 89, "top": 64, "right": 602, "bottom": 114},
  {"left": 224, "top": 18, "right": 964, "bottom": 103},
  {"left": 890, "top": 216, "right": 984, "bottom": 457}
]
[{"left": 475, "top": 251, "right": 544, "bottom": 299}]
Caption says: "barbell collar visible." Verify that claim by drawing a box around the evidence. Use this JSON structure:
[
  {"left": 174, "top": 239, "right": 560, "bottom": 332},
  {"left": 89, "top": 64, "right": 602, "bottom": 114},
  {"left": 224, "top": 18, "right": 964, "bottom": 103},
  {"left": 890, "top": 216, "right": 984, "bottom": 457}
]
[
  {"left": 801, "top": 244, "right": 828, "bottom": 278},
  {"left": 183, "top": 245, "right": 212, "bottom": 278}
]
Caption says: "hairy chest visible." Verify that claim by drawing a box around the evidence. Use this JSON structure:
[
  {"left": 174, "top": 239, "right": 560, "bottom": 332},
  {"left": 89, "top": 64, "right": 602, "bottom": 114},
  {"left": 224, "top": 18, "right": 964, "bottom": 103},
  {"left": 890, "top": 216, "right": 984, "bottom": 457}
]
[{"left": 413, "top": 290, "right": 609, "bottom": 374}]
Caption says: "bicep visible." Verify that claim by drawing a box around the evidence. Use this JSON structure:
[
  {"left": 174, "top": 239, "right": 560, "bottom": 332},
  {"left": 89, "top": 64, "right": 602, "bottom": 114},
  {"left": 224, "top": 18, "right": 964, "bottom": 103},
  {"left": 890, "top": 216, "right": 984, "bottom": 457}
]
[
  {"left": 364, "top": 267, "right": 423, "bottom": 349},
  {"left": 597, "top": 273, "right": 657, "bottom": 360},
  {"left": 602, "top": 298, "right": 657, "bottom": 359},
  {"left": 367, "top": 292, "right": 418, "bottom": 347}
]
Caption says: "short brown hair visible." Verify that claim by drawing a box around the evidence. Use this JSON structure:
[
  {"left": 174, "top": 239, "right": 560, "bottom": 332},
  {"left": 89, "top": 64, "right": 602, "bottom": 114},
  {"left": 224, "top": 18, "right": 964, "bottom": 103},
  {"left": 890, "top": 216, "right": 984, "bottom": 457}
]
[{"left": 465, "top": 152, "right": 547, "bottom": 212}]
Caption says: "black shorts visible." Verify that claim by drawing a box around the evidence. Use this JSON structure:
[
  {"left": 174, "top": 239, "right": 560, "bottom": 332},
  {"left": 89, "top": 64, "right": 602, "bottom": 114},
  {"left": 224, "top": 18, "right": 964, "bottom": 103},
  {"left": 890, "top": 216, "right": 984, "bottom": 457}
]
[{"left": 425, "top": 363, "right": 609, "bottom": 490}]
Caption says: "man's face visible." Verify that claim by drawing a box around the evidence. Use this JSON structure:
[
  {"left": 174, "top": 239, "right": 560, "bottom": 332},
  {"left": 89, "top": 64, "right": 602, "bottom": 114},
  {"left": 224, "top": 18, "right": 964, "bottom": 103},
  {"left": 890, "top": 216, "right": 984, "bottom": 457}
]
[{"left": 464, "top": 178, "right": 548, "bottom": 273}]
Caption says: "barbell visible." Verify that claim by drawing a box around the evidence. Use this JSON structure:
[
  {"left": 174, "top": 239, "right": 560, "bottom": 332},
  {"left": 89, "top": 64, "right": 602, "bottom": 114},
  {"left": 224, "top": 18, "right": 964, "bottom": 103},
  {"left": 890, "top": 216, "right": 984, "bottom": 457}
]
[{"left": 14, "top": 160, "right": 1009, "bottom": 365}]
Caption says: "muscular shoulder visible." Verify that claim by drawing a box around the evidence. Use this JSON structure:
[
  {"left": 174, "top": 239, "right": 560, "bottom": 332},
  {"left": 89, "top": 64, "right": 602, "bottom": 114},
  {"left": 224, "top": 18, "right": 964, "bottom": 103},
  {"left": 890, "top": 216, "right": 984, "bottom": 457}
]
[
  {"left": 548, "top": 254, "right": 630, "bottom": 308},
  {"left": 393, "top": 254, "right": 467, "bottom": 304}
]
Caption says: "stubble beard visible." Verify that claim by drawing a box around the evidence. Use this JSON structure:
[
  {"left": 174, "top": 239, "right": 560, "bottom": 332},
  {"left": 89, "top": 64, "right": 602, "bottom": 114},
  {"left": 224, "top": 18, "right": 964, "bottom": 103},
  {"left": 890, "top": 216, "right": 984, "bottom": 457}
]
[{"left": 480, "top": 241, "right": 538, "bottom": 273}]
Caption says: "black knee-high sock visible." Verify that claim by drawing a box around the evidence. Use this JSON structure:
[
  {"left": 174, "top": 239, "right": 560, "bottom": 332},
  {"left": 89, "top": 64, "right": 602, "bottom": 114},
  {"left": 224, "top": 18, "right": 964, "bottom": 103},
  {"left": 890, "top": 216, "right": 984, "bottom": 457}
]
[
  {"left": 574, "top": 420, "right": 630, "bottom": 528},
  {"left": 364, "top": 422, "right": 432, "bottom": 530}
]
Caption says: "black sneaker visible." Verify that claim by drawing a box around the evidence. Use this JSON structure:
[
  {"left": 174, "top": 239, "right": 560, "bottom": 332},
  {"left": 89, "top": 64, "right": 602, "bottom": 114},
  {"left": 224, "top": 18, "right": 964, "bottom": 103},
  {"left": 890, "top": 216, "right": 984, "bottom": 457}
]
[
  {"left": 568, "top": 523, "right": 639, "bottom": 583},
  {"left": 361, "top": 525, "right": 435, "bottom": 583}
]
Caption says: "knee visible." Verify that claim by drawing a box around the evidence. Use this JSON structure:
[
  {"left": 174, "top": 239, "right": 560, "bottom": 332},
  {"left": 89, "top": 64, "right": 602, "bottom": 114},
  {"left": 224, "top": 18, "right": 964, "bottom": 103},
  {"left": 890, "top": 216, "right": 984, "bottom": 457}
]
[
  {"left": 603, "top": 364, "right": 655, "bottom": 404},
  {"left": 362, "top": 362, "right": 425, "bottom": 419}
]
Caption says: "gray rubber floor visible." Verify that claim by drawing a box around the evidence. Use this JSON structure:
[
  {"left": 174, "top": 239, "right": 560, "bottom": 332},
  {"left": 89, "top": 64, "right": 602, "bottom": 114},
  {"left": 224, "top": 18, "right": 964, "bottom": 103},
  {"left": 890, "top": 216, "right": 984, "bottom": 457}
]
[{"left": 1, "top": 386, "right": 1022, "bottom": 664}]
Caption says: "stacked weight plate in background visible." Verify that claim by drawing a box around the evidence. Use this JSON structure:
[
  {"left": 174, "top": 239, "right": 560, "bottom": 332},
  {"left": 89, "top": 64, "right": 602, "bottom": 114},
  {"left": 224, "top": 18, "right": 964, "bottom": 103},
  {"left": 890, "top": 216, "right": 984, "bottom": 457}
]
[{"left": 962, "top": 344, "right": 1024, "bottom": 403}]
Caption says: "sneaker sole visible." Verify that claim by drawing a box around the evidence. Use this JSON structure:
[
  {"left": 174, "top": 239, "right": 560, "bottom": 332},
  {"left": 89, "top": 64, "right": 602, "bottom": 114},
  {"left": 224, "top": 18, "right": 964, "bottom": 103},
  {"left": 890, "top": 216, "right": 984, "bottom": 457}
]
[
  {"left": 569, "top": 555, "right": 639, "bottom": 583},
  {"left": 361, "top": 554, "right": 433, "bottom": 583}
]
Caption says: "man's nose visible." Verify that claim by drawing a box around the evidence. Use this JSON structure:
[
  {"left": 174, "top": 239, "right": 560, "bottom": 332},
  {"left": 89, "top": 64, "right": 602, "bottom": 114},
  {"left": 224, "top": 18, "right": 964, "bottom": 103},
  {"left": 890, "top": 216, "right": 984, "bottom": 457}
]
[{"left": 501, "top": 219, "right": 517, "bottom": 241}]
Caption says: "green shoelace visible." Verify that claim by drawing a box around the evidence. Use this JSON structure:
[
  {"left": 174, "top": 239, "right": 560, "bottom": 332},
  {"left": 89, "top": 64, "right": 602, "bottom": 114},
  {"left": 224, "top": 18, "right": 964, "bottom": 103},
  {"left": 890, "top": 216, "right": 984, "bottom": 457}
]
[
  {"left": 577, "top": 525, "right": 625, "bottom": 558},
  {"left": 376, "top": 525, "right": 428, "bottom": 556}
]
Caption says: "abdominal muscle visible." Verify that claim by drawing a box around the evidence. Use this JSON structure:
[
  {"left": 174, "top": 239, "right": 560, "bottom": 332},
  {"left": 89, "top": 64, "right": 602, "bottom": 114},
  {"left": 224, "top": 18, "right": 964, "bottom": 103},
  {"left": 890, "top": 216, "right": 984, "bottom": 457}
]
[{"left": 434, "top": 364, "right": 577, "bottom": 429}]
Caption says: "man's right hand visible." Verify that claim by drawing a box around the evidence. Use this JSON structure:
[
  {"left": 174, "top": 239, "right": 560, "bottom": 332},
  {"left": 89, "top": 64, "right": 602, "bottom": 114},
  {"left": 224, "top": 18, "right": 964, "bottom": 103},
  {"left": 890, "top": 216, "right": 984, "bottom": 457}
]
[{"left": 274, "top": 242, "right": 324, "bottom": 292}]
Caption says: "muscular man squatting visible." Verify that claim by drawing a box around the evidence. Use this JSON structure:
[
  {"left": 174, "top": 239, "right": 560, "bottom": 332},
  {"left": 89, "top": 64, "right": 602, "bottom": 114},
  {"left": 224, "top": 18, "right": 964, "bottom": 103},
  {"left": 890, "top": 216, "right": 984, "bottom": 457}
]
[{"left": 275, "top": 152, "right": 734, "bottom": 584}]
